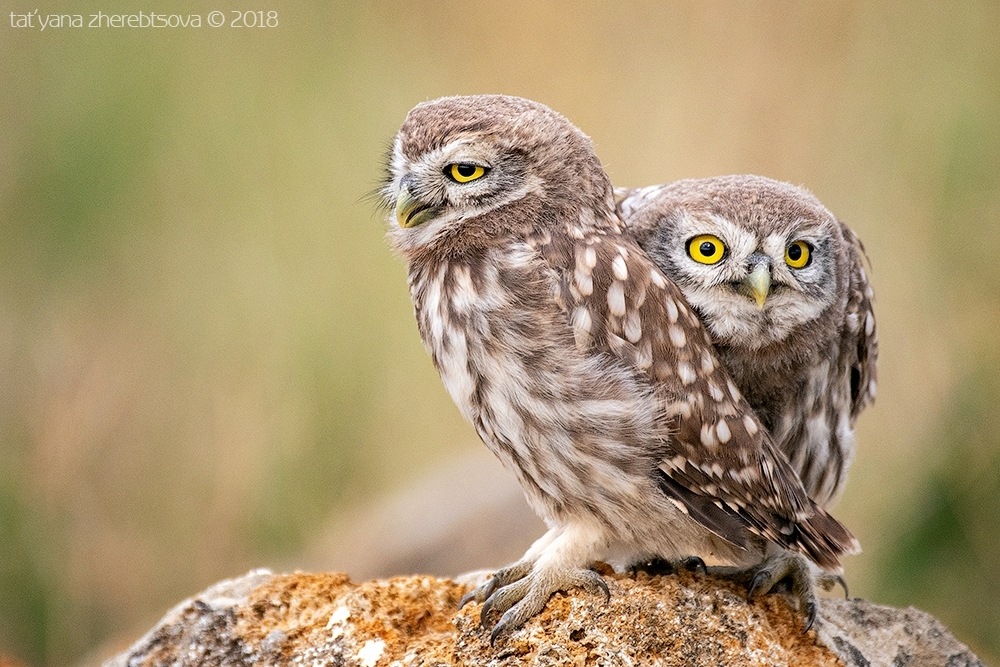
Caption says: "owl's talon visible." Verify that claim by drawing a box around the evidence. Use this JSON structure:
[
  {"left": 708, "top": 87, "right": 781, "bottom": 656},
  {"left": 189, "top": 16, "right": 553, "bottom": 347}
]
[
  {"left": 629, "top": 558, "right": 674, "bottom": 576},
  {"left": 803, "top": 599, "right": 818, "bottom": 632},
  {"left": 490, "top": 609, "right": 524, "bottom": 647},
  {"left": 577, "top": 568, "right": 611, "bottom": 602},
  {"left": 747, "top": 568, "right": 774, "bottom": 601},
  {"left": 630, "top": 556, "right": 707, "bottom": 576},
  {"left": 458, "top": 589, "right": 477, "bottom": 610},
  {"left": 480, "top": 566, "right": 610, "bottom": 644},
  {"left": 682, "top": 556, "right": 708, "bottom": 574},
  {"left": 818, "top": 572, "right": 850, "bottom": 599},
  {"left": 735, "top": 550, "right": 831, "bottom": 632},
  {"left": 459, "top": 560, "right": 533, "bottom": 612}
]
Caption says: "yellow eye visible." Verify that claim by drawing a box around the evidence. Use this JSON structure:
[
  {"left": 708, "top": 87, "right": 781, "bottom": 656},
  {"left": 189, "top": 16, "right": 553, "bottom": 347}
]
[
  {"left": 447, "top": 163, "right": 488, "bottom": 183},
  {"left": 785, "top": 241, "right": 812, "bottom": 268},
  {"left": 687, "top": 235, "right": 726, "bottom": 265}
]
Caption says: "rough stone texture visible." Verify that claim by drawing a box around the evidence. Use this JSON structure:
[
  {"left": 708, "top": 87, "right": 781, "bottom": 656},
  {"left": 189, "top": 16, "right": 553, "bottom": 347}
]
[
  {"left": 817, "top": 599, "right": 985, "bottom": 667},
  {"left": 105, "top": 569, "right": 984, "bottom": 667}
]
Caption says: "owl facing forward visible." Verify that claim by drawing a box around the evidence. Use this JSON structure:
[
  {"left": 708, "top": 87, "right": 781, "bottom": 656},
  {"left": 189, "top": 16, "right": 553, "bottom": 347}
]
[
  {"left": 383, "top": 95, "right": 858, "bottom": 643},
  {"left": 617, "top": 178, "right": 876, "bottom": 606},
  {"left": 617, "top": 177, "right": 877, "bottom": 509}
]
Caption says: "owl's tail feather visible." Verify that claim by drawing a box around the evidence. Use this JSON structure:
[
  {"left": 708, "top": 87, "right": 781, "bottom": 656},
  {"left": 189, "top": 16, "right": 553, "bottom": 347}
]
[{"left": 792, "top": 507, "right": 861, "bottom": 571}]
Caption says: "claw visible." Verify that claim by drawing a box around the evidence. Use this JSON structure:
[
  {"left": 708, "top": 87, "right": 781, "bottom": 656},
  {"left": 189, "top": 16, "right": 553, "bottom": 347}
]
[
  {"left": 480, "top": 595, "right": 498, "bottom": 631},
  {"left": 484, "top": 568, "right": 610, "bottom": 645},
  {"left": 682, "top": 556, "right": 708, "bottom": 575},
  {"left": 480, "top": 588, "right": 503, "bottom": 630},
  {"left": 747, "top": 569, "right": 772, "bottom": 601},
  {"left": 595, "top": 574, "right": 611, "bottom": 603},
  {"left": 834, "top": 574, "right": 849, "bottom": 599},
  {"left": 474, "top": 576, "right": 502, "bottom": 608},
  {"left": 490, "top": 613, "right": 513, "bottom": 646},
  {"left": 458, "top": 589, "right": 477, "bottom": 610},
  {"left": 630, "top": 558, "right": 674, "bottom": 576},
  {"left": 803, "top": 600, "right": 818, "bottom": 632},
  {"left": 578, "top": 569, "right": 611, "bottom": 602},
  {"left": 630, "top": 556, "right": 707, "bottom": 576},
  {"left": 735, "top": 551, "right": 830, "bottom": 633},
  {"left": 457, "top": 561, "right": 533, "bottom": 614},
  {"left": 814, "top": 570, "right": 849, "bottom": 598}
]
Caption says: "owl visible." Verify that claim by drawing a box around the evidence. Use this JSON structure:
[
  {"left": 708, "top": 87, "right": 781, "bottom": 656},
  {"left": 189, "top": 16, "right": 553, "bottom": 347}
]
[
  {"left": 382, "top": 95, "right": 858, "bottom": 643},
  {"left": 615, "top": 178, "right": 877, "bottom": 605},
  {"left": 616, "top": 177, "right": 877, "bottom": 509}
]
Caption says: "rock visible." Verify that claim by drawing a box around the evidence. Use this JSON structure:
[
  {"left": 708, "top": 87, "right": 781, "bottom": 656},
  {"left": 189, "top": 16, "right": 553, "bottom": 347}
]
[
  {"left": 817, "top": 599, "right": 985, "bottom": 667},
  {"left": 105, "top": 569, "right": 983, "bottom": 667}
]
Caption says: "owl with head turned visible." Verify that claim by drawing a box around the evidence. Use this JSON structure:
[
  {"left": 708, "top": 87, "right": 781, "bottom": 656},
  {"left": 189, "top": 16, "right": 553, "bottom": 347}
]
[{"left": 382, "top": 95, "right": 858, "bottom": 644}]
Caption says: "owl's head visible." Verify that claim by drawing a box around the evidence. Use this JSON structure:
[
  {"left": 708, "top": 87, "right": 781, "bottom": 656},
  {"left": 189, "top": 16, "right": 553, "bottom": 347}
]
[
  {"left": 619, "top": 176, "right": 849, "bottom": 352},
  {"left": 382, "top": 95, "right": 614, "bottom": 258}
]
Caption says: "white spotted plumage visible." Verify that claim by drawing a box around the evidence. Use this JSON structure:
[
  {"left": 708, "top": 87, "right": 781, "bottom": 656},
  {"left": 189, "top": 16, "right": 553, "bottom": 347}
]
[
  {"left": 616, "top": 176, "right": 877, "bottom": 509},
  {"left": 616, "top": 175, "right": 877, "bottom": 626}
]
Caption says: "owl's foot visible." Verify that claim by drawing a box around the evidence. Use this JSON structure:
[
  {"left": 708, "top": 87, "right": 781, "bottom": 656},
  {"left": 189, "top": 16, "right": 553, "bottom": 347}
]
[
  {"left": 458, "top": 560, "right": 534, "bottom": 610},
  {"left": 630, "top": 556, "right": 708, "bottom": 576},
  {"left": 459, "top": 524, "right": 611, "bottom": 644},
  {"left": 718, "top": 551, "right": 846, "bottom": 631},
  {"left": 479, "top": 564, "right": 609, "bottom": 645}
]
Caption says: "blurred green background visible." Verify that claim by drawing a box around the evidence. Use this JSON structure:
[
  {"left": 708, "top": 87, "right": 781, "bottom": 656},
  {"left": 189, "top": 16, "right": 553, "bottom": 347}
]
[{"left": 2, "top": 1, "right": 999, "bottom": 664}]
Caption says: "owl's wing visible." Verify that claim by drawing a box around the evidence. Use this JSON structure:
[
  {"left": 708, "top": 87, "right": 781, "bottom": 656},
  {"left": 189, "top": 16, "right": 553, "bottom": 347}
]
[
  {"left": 537, "top": 227, "right": 858, "bottom": 568},
  {"left": 843, "top": 223, "right": 878, "bottom": 419}
]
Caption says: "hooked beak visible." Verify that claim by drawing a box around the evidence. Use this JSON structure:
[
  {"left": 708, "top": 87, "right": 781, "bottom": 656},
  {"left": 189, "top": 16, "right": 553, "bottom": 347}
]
[
  {"left": 744, "top": 261, "right": 772, "bottom": 309},
  {"left": 395, "top": 185, "right": 442, "bottom": 229}
]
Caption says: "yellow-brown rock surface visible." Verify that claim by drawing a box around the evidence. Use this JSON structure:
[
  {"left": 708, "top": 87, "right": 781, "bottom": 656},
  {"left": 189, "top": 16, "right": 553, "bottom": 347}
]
[{"left": 105, "top": 569, "right": 983, "bottom": 666}]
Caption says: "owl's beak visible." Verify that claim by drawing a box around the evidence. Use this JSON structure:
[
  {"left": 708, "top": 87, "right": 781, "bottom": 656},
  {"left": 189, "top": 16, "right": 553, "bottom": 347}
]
[
  {"left": 395, "top": 185, "right": 441, "bottom": 228},
  {"left": 744, "top": 262, "right": 772, "bottom": 309}
]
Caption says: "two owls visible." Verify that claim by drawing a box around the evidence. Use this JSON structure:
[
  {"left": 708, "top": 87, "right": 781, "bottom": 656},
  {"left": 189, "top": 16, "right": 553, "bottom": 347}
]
[{"left": 383, "top": 95, "right": 876, "bottom": 642}]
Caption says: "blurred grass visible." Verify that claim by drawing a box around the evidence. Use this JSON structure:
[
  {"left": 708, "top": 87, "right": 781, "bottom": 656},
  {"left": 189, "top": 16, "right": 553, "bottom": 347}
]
[
  {"left": 1, "top": 1, "right": 999, "bottom": 664},
  {"left": 880, "top": 365, "right": 1000, "bottom": 659}
]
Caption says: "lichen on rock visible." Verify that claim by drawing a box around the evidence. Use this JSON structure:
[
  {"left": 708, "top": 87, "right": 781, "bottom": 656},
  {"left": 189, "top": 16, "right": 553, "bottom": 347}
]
[{"left": 106, "top": 569, "right": 983, "bottom": 667}]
